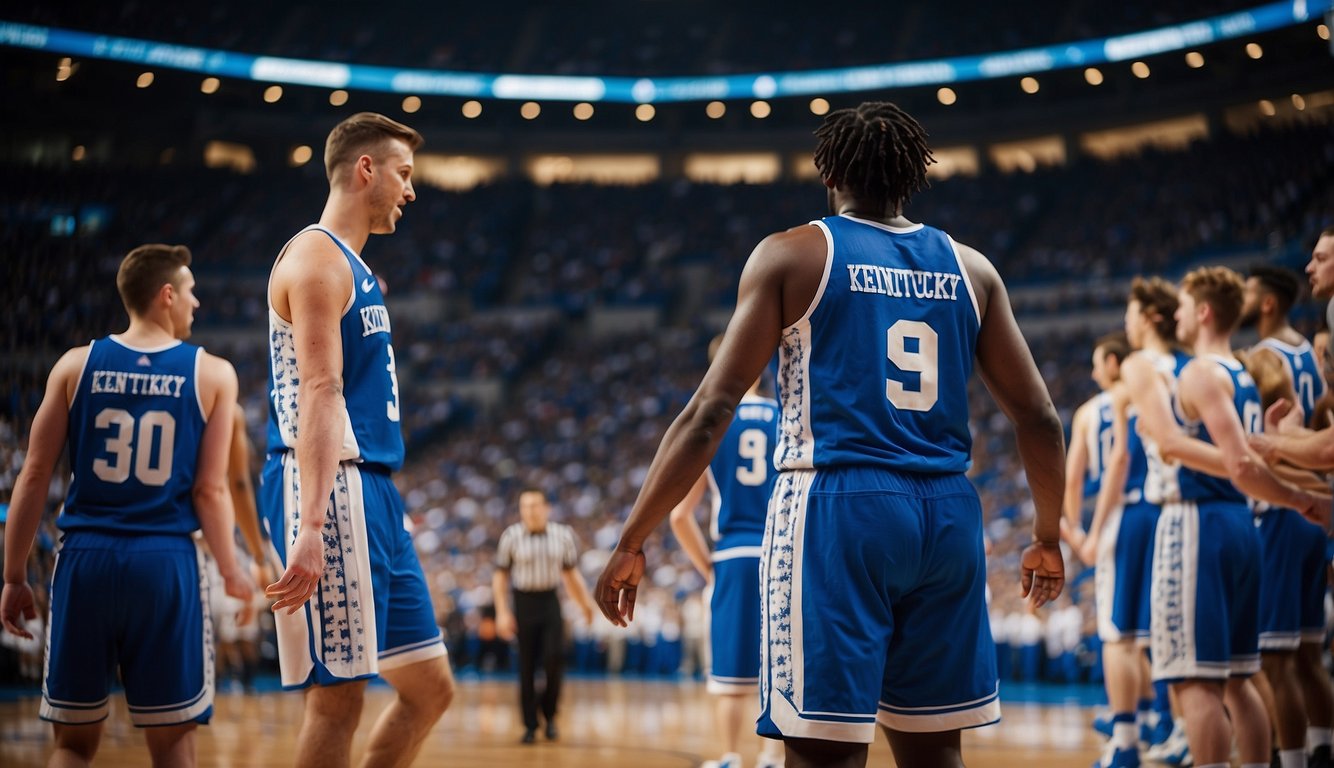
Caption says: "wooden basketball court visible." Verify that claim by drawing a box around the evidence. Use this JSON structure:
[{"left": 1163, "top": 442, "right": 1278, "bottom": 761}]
[{"left": 0, "top": 678, "right": 1103, "bottom": 766}]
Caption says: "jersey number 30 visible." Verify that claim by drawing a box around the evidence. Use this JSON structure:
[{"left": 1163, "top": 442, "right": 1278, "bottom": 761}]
[
  {"left": 886, "top": 320, "right": 938, "bottom": 411},
  {"left": 92, "top": 408, "right": 176, "bottom": 486}
]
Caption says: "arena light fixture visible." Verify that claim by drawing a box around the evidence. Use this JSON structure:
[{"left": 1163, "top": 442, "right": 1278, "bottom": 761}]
[
  {"left": 201, "top": 76, "right": 220, "bottom": 94},
  {"left": 55, "top": 56, "right": 73, "bottom": 81},
  {"left": 705, "top": 101, "right": 725, "bottom": 118},
  {"left": 573, "top": 102, "right": 594, "bottom": 120},
  {"left": 1292, "top": 93, "right": 1306, "bottom": 110},
  {"left": 0, "top": 1, "right": 1328, "bottom": 102},
  {"left": 291, "top": 145, "right": 313, "bottom": 166},
  {"left": 1184, "top": 51, "right": 1204, "bottom": 68},
  {"left": 635, "top": 103, "right": 655, "bottom": 121},
  {"left": 1246, "top": 42, "right": 1264, "bottom": 58},
  {"left": 1320, "top": 23, "right": 1330, "bottom": 40},
  {"left": 937, "top": 87, "right": 956, "bottom": 105},
  {"left": 71, "top": 144, "right": 86, "bottom": 161},
  {"left": 750, "top": 100, "right": 771, "bottom": 118},
  {"left": 1258, "top": 98, "right": 1276, "bottom": 116},
  {"left": 520, "top": 101, "right": 541, "bottom": 119},
  {"left": 329, "top": 89, "right": 349, "bottom": 106},
  {"left": 809, "top": 97, "right": 830, "bottom": 115},
  {"left": 1020, "top": 76, "right": 1039, "bottom": 94},
  {"left": 264, "top": 85, "right": 283, "bottom": 103},
  {"left": 1131, "top": 61, "right": 1150, "bottom": 78},
  {"left": 136, "top": 71, "right": 154, "bottom": 88},
  {"left": 1084, "top": 67, "right": 1104, "bottom": 85},
  {"left": 402, "top": 95, "right": 421, "bottom": 113},
  {"left": 462, "top": 100, "right": 482, "bottom": 118}
]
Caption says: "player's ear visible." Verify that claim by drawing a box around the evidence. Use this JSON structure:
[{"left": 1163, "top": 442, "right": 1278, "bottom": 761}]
[{"left": 356, "top": 154, "right": 374, "bottom": 184}]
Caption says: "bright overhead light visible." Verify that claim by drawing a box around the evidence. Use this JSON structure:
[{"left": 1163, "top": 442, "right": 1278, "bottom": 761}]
[
  {"left": 573, "top": 102, "right": 594, "bottom": 120},
  {"left": 520, "top": 102, "right": 541, "bottom": 120},
  {"left": 1246, "top": 42, "right": 1263, "bottom": 59},
  {"left": 937, "top": 88, "right": 956, "bottom": 105},
  {"left": 401, "top": 96, "right": 421, "bottom": 114},
  {"left": 1020, "top": 77, "right": 1039, "bottom": 94},
  {"left": 330, "top": 89, "right": 349, "bottom": 106},
  {"left": 635, "top": 103, "right": 656, "bottom": 122},
  {"left": 201, "top": 77, "right": 220, "bottom": 94},
  {"left": 462, "top": 100, "right": 482, "bottom": 118},
  {"left": 1184, "top": 51, "right": 1204, "bottom": 68},
  {"left": 705, "top": 101, "right": 725, "bottom": 119},
  {"left": 264, "top": 85, "right": 283, "bottom": 103},
  {"left": 137, "top": 71, "right": 154, "bottom": 88},
  {"left": 1131, "top": 61, "right": 1150, "bottom": 79},
  {"left": 1292, "top": 93, "right": 1306, "bottom": 111},
  {"left": 809, "top": 98, "right": 830, "bottom": 115},
  {"left": 1258, "top": 99, "right": 1276, "bottom": 117},
  {"left": 1084, "top": 68, "right": 1104, "bottom": 86},
  {"left": 750, "top": 100, "right": 771, "bottom": 118},
  {"left": 290, "top": 145, "right": 313, "bottom": 166}
]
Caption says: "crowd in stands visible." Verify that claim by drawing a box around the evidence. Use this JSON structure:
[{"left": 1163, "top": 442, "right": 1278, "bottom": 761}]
[{"left": 2, "top": 116, "right": 1332, "bottom": 687}]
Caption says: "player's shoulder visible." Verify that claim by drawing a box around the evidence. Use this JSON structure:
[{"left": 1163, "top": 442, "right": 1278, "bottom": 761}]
[{"left": 196, "top": 350, "right": 239, "bottom": 387}]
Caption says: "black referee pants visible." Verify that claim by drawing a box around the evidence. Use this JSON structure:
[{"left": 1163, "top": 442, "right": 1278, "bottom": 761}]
[{"left": 514, "top": 589, "right": 564, "bottom": 730}]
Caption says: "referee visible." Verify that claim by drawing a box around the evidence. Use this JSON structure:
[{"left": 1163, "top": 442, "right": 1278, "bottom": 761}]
[{"left": 493, "top": 488, "right": 596, "bottom": 744}]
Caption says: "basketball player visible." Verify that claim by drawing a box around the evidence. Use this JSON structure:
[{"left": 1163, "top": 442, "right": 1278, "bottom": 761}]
[
  {"left": 669, "top": 335, "right": 786, "bottom": 768},
  {"left": 596, "top": 101, "right": 1067, "bottom": 768},
  {"left": 1064, "top": 325, "right": 1178, "bottom": 767},
  {"left": 260, "top": 113, "right": 453, "bottom": 768},
  {"left": 1247, "top": 227, "right": 1334, "bottom": 519},
  {"left": 1131, "top": 267, "right": 1327, "bottom": 768},
  {"left": 1239, "top": 264, "right": 1334, "bottom": 768},
  {"left": 1, "top": 244, "right": 255, "bottom": 767}
]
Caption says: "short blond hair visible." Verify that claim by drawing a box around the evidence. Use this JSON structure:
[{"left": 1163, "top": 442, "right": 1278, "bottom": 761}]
[
  {"left": 1181, "top": 266, "right": 1245, "bottom": 333},
  {"left": 324, "top": 112, "right": 423, "bottom": 183}
]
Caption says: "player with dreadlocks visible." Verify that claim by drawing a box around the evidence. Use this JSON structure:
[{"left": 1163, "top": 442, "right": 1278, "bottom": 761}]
[{"left": 596, "top": 99, "right": 1066, "bottom": 768}]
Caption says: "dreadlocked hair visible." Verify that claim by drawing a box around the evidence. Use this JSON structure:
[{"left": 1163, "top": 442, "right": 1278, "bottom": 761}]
[{"left": 813, "top": 101, "right": 936, "bottom": 213}]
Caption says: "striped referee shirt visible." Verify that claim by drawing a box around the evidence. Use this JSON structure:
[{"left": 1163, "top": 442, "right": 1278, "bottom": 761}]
[{"left": 495, "top": 521, "right": 580, "bottom": 592}]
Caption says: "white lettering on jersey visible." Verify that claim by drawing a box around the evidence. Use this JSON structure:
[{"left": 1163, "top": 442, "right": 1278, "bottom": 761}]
[
  {"left": 89, "top": 370, "right": 187, "bottom": 398},
  {"left": 359, "top": 305, "right": 392, "bottom": 337},
  {"left": 847, "top": 264, "right": 961, "bottom": 301}
]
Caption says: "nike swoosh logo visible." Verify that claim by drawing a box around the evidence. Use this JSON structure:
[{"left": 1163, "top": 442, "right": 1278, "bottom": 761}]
[{"left": 362, "top": 278, "right": 375, "bottom": 293}]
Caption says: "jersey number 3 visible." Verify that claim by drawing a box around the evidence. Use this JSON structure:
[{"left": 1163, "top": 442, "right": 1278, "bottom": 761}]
[
  {"left": 886, "top": 320, "right": 939, "bottom": 411},
  {"left": 92, "top": 408, "right": 176, "bottom": 486}
]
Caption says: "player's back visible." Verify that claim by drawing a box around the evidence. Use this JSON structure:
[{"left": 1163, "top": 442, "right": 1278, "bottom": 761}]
[
  {"left": 1083, "top": 391, "right": 1115, "bottom": 499},
  {"left": 64, "top": 335, "right": 206, "bottom": 534},
  {"left": 1175, "top": 354, "right": 1262, "bottom": 504},
  {"left": 707, "top": 395, "right": 778, "bottom": 550},
  {"left": 266, "top": 225, "right": 405, "bottom": 470},
  {"left": 1255, "top": 336, "right": 1326, "bottom": 421},
  {"left": 775, "top": 215, "right": 979, "bottom": 474}
]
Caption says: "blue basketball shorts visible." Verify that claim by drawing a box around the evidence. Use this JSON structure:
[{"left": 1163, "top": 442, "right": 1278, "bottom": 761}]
[
  {"left": 1150, "top": 499, "right": 1260, "bottom": 681},
  {"left": 261, "top": 454, "right": 445, "bottom": 688},
  {"left": 706, "top": 545, "right": 763, "bottom": 694},
  {"left": 758, "top": 467, "right": 999, "bottom": 743},
  {"left": 43, "top": 531, "right": 213, "bottom": 727},
  {"left": 1095, "top": 501, "right": 1159, "bottom": 644},
  {"left": 1255, "top": 507, "right": 1329, "bottom": 650}
]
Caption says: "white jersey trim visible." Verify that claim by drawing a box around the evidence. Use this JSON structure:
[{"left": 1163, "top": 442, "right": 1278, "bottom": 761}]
[
  {"left": 193, "top": 348, "right": 206, "bottom": 422},
  {"left": 945, "top": 236, "right": 981, "bottom": 323},
  {"left": 792, "top": 221, "right": 835, "bottom": 331},
  {"left": 838, "top": 213, "right": 925, "bottom": 234},
  {"left": 66, "top": 341, "right": 94, "bottom": 413},
  {"left": 106, "top": 335, "right": 184, "bottom": 354}
]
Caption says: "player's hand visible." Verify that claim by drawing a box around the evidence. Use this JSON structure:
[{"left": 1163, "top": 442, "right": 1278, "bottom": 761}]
[
  {"left": 580, "top": 603, "right": 595, "bottom": 626},
  {"left": 1076, "top": 534, "right": 1098, "bottom": 568},
  {"left": 267, "top": 527, "right": 324, "bottom": 614},
  {"left": 1296, "top": 493, "right": 1333, "bottom": 533},
  {"left": 595, "top": 547, "right": 646, "bottom": 627},
  {"left": 0, "top": 582, "right": 37, "bottom": 639},
  {"left": 223, "top": 566, "right": 257, "bottom": 626},
  {"left": 1248, "top": 433, "right": 1278, "bottom": 464},
  {"left": 1019, "top": 541, "right": 1064, "bottom": 608},
  {"left": 496, "top": 611, "right": 517, "bottom": 642},
  {"left": 1265, "top": 398, "right": 1304, "bottom": 435}
]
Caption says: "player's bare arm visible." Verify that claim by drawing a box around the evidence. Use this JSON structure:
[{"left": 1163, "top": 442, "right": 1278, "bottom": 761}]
[
  {"left": 958, "top": 242, "right": 1066, "bottom": 606},
  {"left": 1, "top": 347, "right": 85, "bottom": 639},
  {"left": 1079, "top": 383, "right": 1130, "bottom": 565},
  {"left": 266, "top": 233, "right": 351, "bottom": 613},
  {"left": 596, "top": 225, "right": 821, "bottom": 625},
  {"left": 668, "top": 473, "right": 714, "bottom": 579},
  {"left": 229, "top": 407, "right": 268, "bottom": 580},
  {"left": 194, "top": 353, "right": 255, "bottom": 605}
]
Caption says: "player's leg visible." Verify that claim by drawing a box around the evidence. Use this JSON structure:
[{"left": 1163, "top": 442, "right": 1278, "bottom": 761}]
[
  {"left": 882, "top": 728, "right": 963, "bottom": 768},
  {"left": 784, "top": 737, "right": 867, "bottom": 768},
  {"left": 705, "top": 554, "right": 765, "bottom": 767},
  {"left": 1262, "top": 651, "right": 1306, "bottom": 764},
  {"left": 365, "top": 656, "right": 455, "bottom": 768},
  {"left": 296, "top": 680, "right": 367, "bottom": 768},
  {"left": 1298, "top": 640, "right": 1334, "bottom": 764},
  {"left": 143, "top": 723, "right": 198, "bottom": 768},
  {"left": 361, "top": 470, "right": 453, "bottom": 764},
  {"left": 1174, "top": 680, "right": 1231, "bottom": 764},
  {"left": 49, "top": 723, "right": 104, "bottom": 767},
  {"left": 1224, "top": 676, "right": 1271, "bottom": 767}
]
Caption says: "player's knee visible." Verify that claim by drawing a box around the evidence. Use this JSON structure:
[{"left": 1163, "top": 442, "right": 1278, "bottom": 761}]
[{"left": 53, "top": 723, "right": 102, "bottom": 761}]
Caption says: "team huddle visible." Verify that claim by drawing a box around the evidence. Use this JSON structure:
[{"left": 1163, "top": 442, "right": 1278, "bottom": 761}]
[
  {"left": 0, "top": 100, "right": 1330, "bottom": 768},
  {"left": 1063, "top": 250, "right": 1334, "bottom": 768}
]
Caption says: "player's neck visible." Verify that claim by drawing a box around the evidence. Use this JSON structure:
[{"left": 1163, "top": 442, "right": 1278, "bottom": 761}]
[
  {"left": 1142, "top": 334, "right": 1173, "bottom": 355},
  {"left": 319, "top": 193, "right": 370, "bottom": 254},
  {"left": 1260, "top": 317, "right": 1300, "bottom": 344},
  {"left": 120, "top": 316, "right": 178, "bottom": 347},
  {"left": 1191, "top": 329, "right": 1232, "bottom": 359}
]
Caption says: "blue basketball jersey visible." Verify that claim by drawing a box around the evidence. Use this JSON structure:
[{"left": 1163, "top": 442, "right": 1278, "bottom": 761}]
[
  {"left": 706, "top": 395, "right": 778, "bottom": 550},
  {"left": 1083, "top": 392, "right": 1115, "bottom": 499},
  {"left": 267, "top": 226, "right": 405, "bottom": 470},
  {"left": 1122, "top": 412, "right": 1149, "bottom": 506},
  {"left": 1141, "top": 349, "right": 1193, "bottom": 506},
  {"left": 1255, "top": 336, "right": 1326, "bottom": 424},
  {"left": 775, "top": 215, "right": 980, "bottom": 474},
  {"left": 1175, "top": 355, "right": 1262, "bottom": 504},
  {"left": 63, "top": 336, "right": 206, "bottom": 535}
]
